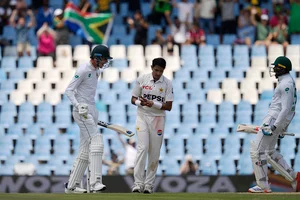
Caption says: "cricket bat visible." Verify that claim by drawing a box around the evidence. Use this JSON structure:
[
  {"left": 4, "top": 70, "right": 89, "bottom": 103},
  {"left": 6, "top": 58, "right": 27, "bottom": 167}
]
[
  {"left": 236, "top": 124, "right": 295, "bottom": 136},
  {"left": 97, "top": 121, "right": 135, "bottom": 137}
]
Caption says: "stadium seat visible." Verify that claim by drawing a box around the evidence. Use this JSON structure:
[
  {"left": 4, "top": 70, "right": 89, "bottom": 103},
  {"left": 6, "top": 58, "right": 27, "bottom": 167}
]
[
  {"left": 36, "top": 56, "right": 54, "bottom": 72},
  {"left": 10, "top": 90, "right": 26, "bottom": 105},
  {"left": 127, "top": 45, "right": 144, "bottom": 60},
  {"left": 56, "top": 45, "right": 72, "bottom": 59},
  {"left": 200, "top": 155, "right": 218, "bottom": 175},
  {"left": 3, "top": 46, "right": 17, "bottom": 58},
  {"left": 219, "top": 156, "right": 236, "bottom": 175},
  {"left": 251, "top": 45, "right": 267, "bottom": 57},
  {"left": 286, "top": 45, "right": 300, "bottom": 59},
  {"left": 69, "top": 34, "right": 82, "bottom": 47},
  {"left": 206, "top": 34, "right": 220, "bottom": 46},
  {"left": 222, "top": 34, "right": 237, "bottom": 45},
  {"left": 102, "top": 67, "right": 119, "bottom": 83},
  {"left": 145, "top": 45, "right": 162, "bottom": 60},
  {"left": 45, "top": 90, "right": 62, "bottom": 105},
  {"left": 18, "top": 56, "right": 34, "bottom": 71},
  {"left": 73, "top": 45, "right": 90, "bottom": 61},
  {"left": 207, "top": 89, "right": 223, "bottom": 104},
  {"left": 1, "top": 56, "right": 17, "bottom": 72},
  {"left": 110, "top": 45, "right": 126, "bottom": 59}
]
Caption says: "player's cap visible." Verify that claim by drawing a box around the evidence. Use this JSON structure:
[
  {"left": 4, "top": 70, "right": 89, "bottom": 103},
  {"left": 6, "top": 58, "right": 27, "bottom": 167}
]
[
  {"left": 54, "top": 9, "right": 63, "bottom": 16},
  {"left": 271, "top": 56, "right": 292, "bottom": 71},
  {"left": 261, "top": 14, "right": 269, "bottom": 21},
  {"left": 90, "top": 44, "right": 112, "bottom": 59}
]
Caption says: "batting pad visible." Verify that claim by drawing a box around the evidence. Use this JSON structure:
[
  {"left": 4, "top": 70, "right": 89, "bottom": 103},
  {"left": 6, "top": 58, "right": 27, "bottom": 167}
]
[
  {"left": 250, "top": 141, "right": 269, "bottom": 189},
  {"left": 268, "top": 151, "right": 295, "bottom": 181},
  {"left": 68, "top": 145, "right": 89, "bottom": 189},
  {"left": 89, "top": 134, "right": 104, "bottom": 186}
]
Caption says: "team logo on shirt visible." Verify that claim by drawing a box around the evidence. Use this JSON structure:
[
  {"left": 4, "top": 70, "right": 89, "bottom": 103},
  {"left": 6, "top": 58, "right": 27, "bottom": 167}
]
[
  {"left": 159, "top": 88, "right": 163, "bottom": 93},
  {"left": 88, "top": 73, "right": 91, "bottom": 78},
  {"left": 75, "top": 75, "right": 79, "bottom": 78},
  {"left": 136, "top": 127, "right": 140, "bottom": 131},
  {"left": 157, "top": 130, "right": 162, "bottom": 136},
  {"left": 285, "top": 88, "right": 289, "bottom": 93}
]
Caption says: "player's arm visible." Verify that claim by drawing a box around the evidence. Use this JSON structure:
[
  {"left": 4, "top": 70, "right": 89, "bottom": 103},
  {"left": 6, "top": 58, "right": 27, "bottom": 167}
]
[
  {"left": 273, "top": 83, "right": 295, "bottom": 128},
  {"left": 131, "top": 76, "right": 148, "bottom": 106},
  {"left": 65, "top": 69, "right": 85, "bottom": 107}
]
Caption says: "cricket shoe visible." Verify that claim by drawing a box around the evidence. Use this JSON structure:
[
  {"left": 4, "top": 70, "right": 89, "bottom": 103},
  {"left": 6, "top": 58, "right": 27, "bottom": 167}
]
[
  {"left": 143, "top": 185, "right": 153, "bottom": 194},
  {"left": 248, "top": 185, "right": 272, "bottom": 193},
  {"left": 132, "top": 184, "right": 144, "bottom": 193},
  {"left": 291, "top": 172, "right": 300, "bottom": 192},
  {"left": 64, "top": 182, "right": 87, "bottom": 194},
  {"left": 91, "top": 182, "right": 106, "bottom": 193}
]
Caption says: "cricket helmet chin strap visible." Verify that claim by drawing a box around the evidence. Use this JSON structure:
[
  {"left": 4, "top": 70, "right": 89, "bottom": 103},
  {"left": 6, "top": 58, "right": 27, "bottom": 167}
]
[
  {"left": 269, "top": 56, "right": 292, "bottom": 78},
  {"left": 90, "top": 45, "right": 113, "bottom": 69}
]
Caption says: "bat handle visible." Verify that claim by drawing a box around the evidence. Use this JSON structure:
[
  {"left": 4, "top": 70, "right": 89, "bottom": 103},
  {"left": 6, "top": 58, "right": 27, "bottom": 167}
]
[{"left": 282, "top": 132, "right": 295, "bottom": 136}]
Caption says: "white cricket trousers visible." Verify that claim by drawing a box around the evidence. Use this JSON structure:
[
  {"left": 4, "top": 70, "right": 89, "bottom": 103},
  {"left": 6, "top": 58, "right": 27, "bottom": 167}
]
[
  {"left": 134, "top": 114, "right": 165, "bottom": 187},
  {"left": 68, "top": 104, "right": 103, "bottom": 188}
]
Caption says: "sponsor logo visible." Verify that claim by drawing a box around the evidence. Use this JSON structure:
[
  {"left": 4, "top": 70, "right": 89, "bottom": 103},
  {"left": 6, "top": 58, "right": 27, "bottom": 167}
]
[
  {"left": 143, "top": 94, "right": 164, "bottom": 102},
  {"left": 157, "top": 130, "right": 162, "bottom": 136},
  {"left": 142, "top": 85, "right": 153, "bottom": 90}
]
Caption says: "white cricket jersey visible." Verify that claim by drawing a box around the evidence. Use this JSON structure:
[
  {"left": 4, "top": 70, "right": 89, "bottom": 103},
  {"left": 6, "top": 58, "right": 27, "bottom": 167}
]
[
  {"left": 132, "top": 73, "right": 174, "bottom": 116},
  {"left": 267, "top": 73, "right": 297, "bottom": 127},
  {"left": 65, "top": 62, "right": 100, "bottom": 108}
]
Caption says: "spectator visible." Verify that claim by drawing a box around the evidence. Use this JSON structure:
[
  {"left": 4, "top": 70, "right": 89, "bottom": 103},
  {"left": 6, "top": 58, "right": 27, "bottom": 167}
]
[
  {"left": 172, "top": 0, "right": 194, "bottom": 27},
  {"left": 149, "top": 0, "right": 172, "bottom": 26},
  {"left": 250, "top": 10, "right": 272, "bottom": 46},
  {"left": 9, "top": 9, "right": 35, "bottom": 57},
  {"left": 127, "top": 10, "right": 148, "bottom": 47},
  {"left": 272, "top": 15, "right": 289, "bottom": 49},
  {"left": 94, "top": 0, "right": 111, "bottom": 13},
  {"left": 128, "top": 0, "right": 141, "bottom": 17},
  {"left": 53, "top": 8, "right": 69, "bottom": 45},
  {"left": 103, "top": 151, "right": 123, "bottom": 175},
  {"left": 151, "top": 28, "right": 165, "bottom": 45},
  {"left": 36, "top": 0, "right": 53, "bottom": 30},
  {"left": 78, "top": 0, "right": 91, "bottom": 13},
  {"left": 117, "top": 132, "right": 137, "bottom": 175},
  {"left": 180, "top": 154, "right": 198, "bottom": 175},
  {"left": 165, "top": 34, "right": 176, "bottom": 56},
  {"left": 269, "top": 3, "right": 287, "bottom": 28},
  {"left": 219, "top": 0, "right": 237, "bottom": 34},
  {"left": 185, "top": 22, "right": 206, "bottom": 45},
  {"left": 235, "top": 7, "right": 255, "bottom": 46},
  {"left": 196, "top": 0, "right": 216, "bottom": 34},
  {"left": 288, "top": 0, "right": 300, "bottom": 34},
  {"left": 169, "top": 16, "right": 186, "bottom": 44},
  {"left": 0, "top": 0, "right": 14, "bottom": 35},
  {"left": 37, "top": 22, "right": 56, "bottom": 58}
]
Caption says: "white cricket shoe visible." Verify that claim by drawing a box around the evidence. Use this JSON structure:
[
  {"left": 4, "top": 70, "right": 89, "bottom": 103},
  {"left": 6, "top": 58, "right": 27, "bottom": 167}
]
[
  {"left": 64, "top": 183, "right": 87, "bottom": 194},
  {"left": 143, "top": 185, "right": 153, "bottom": 194},
  {"left": 291, "top": 172, "right": 300, "bottom": 192},
  {"left": 132, "top": 184, "right": 143, "bottom": 193},
  {"left": 91, "top": 182, "right": 106, "bottom": 192},
  {"left": 248, "top": 185, "right": 272, "bottom": 193}
]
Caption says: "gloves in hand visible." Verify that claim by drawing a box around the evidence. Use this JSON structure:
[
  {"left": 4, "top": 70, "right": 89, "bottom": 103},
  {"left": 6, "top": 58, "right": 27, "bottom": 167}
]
[
  {"left": 77, "top": 103, "right": 88, "bottom": 118},
  {"left": 261, "top": 123, "right": 276, "bottom": 136},
  {"left": 278, "top": 134, "right": 285, "bottom": 139}
]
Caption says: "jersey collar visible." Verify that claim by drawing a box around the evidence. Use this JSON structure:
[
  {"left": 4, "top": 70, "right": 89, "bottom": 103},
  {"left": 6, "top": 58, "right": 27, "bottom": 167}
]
[
  {"left": 88, "top": 61, "right": 97, "bottom": 71},
  {"left": 278, "top": 73, "right": 290, "bottom": 82},
  {"left": 150, "top": 75, "right": 164, "bottom": 83}
]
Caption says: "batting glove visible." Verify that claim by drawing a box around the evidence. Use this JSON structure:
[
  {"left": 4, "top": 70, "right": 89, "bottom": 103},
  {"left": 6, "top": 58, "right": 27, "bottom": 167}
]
[
  {"left": 77, "top": 103, "right": 88, "bottom": 119},
  {"left": 261, "top": 123, "right": 276, "bottom": 136}
]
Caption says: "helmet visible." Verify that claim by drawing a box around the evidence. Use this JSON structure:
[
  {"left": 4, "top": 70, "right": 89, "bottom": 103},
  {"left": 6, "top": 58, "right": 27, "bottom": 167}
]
[
  {"left": 269, "top": 56, "right": 292, "bottom": 78},
  {"left": 90, "top": 45, "right": 112, "bottom": 69},
  {"left": 90, "top": 44, "right": 112, "bottom": 59}
]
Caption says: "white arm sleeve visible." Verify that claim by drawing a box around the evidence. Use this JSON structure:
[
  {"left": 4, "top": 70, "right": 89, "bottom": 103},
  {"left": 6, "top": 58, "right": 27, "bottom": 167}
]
[
  {"left": 274, "top": 82, "right": 295, "bottom": 128},
  {"left": 132, "top": 75, "right": 143, "bottom": 98},
  {"left": 65, "top": 69, "right": 85, "bottom": 107}
]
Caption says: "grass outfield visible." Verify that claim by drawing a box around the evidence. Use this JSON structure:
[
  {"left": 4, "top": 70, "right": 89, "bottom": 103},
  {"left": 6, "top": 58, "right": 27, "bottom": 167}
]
[{"left": 0, "top": 193, "right": 300, "bottom": 200}]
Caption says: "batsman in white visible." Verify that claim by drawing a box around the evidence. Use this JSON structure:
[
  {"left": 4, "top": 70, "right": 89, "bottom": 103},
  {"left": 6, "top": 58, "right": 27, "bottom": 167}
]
[
  {"left": 131, "top": 58, "right": 174, "bottom": 194},
  {"left": 248, "top": 56, "right": 300, "bottom": 193},
  {"left": 64, "top": 45, "right": 113, "bottom": 193}
]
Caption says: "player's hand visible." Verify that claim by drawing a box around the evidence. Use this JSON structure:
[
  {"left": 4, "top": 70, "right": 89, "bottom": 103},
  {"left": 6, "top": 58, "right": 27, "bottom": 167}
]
[
  {"left": 77, "top": 103, "right": 88, "bottom": 119},
  {"left": 139, "top": 96, "right": 153, "bottom": 107},
  {"left": 278, "top": 134, "right": 285, "bottom": 139},
  {"left": 261, "top": 123, "right": 276, "bottom": 136}
]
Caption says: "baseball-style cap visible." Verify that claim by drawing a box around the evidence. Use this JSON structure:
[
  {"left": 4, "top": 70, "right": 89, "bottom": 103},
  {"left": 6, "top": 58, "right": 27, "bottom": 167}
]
[
  {"left": 261, "top": 14, "right": 269, "bottom": 21},
  {"left": 271, "top": 56, "right": 292, "bottom": 71},
  {"left": 54, "top": 9, "right": 63, "bottom": 16}
]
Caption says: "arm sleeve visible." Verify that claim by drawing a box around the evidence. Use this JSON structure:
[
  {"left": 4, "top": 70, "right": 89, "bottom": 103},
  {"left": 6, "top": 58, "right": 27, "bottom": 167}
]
[
  {"left": 65, "top": 69, "right": 85, "bottom": 107},
  {"left": 273, "top": 82, "right": 295, "bottom": 127},
  {"left": 132, "top": 75, "right": 143, "bottom": 98},
  {"left": 165, "top": 80, "right": 174, "bottom": 102}
]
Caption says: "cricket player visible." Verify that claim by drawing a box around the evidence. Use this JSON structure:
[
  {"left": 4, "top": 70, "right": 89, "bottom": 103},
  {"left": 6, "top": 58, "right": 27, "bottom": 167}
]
[
  {"left": 131, "top": 57, "right": 174, "bottom": 194},
  {"left": 248, "top": 56, "right": 300, "bottom": 193},
  {"left": 64, "top": 45, "right": 113, "bottom": 193}
]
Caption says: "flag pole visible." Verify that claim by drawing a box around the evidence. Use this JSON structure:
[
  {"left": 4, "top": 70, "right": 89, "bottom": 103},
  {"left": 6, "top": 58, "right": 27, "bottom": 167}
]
[{"left": 102, "top": 15, "right": 114, "bottom": 45}]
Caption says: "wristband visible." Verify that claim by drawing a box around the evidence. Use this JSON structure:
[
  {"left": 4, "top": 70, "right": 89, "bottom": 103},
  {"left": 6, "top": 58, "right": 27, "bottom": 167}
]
[
  {"left": 135, "top": 100, "right": 141, "bottom": 107},
  {"left": 152, "top": 101, "right": 162, "bottom": 109}
]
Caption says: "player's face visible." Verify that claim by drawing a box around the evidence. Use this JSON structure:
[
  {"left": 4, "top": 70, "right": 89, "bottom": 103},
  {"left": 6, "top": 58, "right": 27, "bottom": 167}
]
[{"left": 151, "top": 65, "right": 164, "bottom": 81}]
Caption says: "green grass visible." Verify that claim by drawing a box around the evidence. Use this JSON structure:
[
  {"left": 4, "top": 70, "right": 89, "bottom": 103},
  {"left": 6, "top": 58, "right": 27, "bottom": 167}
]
[{"left": 0, "top": 193, "right": 300, "bottom": 200}]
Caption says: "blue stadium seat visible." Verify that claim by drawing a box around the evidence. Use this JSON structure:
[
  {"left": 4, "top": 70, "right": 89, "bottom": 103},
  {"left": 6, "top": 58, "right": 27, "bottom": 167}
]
[
  {"left": 182, "top": 103, "right": 199, "bottom": 115},
  {"left": 205, "top": 135, "right": 222, "bottom": 159},
  {"left": 181, "top": 45, "right": 197, "bottom": 57},
  {"left": 199, "top": 45, "right": 214, "bottom": 57},
  {"left": 238, "top": 155, "right": 253, "bottom": 175},
  {"left": 53, "top": 164, "right": 71, "bottom": 175},
  {"left": 236, "top": 112, "right": 252, "bottom": 124},
  {"left": 0, "top": 112, "right": 15, "bottom": 128},
  {"left": 162, "top": 157, "right": 181, "bottom": 175},
  {"left": 216, "top": 45, "right": 232, "bottom": 58},
  {"left": 219, "top": 156, "right": 236, "bottom": 175},
  {"left": 55, "top": 112, "right": 72, "bottom": 128},
  {"left": 0, "top": 135, "right": 13, "bottom": 160},
  {"left": 96, "top": 80, "right": 110, "bottom": 94},
  {"left": 36, "top": 112, "right": 53, "bottom": 127},
  {"left": 182, "top": 56, "right": 198, "bottom": 69},
  {"left": 173, "top": 89, "right": 188, "bottom": 104},
  {"left": 251, "top": 45, "right": 267, "bottom": 57},
  {"left": 234, "top": 57, "right": 249, "bottom": 69},
  {"left": 18, "top": 56, "right": 34, "bottom": 71},
  {"left": 200, "top": 113, "right": 216, "bottom": 129},
  {"left": 186, "top": 79, "right": 202, "bottom": 92},
  {"left": 216, "top": 59, "right": 233, "bottom": 70},
  {"left": 35, "top": 164, "right": 52, "bottom": 175},
  {"left": 69, "top": 34, "right": 82, "bottom": 47},
  {"left": 291, "top": 34, "right": 300, "bottom": 45},
  {"left": 199, "top": 55, "right": 215, "bottom": 70},
  {"left": 0, "top": 165, "right": 14, "bottom": 175},
  {"left": 200, "top": 155, "right": 218, "bottom": 175},
  {"left": 194, "top": 125, "right": 211, "bottom": 138},
  {"left": 224, "top": 134, "right": 241, "bottom": 159},
  {"left": 228, "top": 68, "right": 245, "bottom": 81},
  {"left": 213, "top": 125, "right": 230, "bottom": 138},
  {"left": 182, "top": 113, "right": 199, "bottom": 127},
  {"left": 111, "top": 58, "right": 128, "bottom": 69},
  {"left": 210, "top": 69, "right": 226, "bottom": 81},
  {"left": 37, "top": 102, "right": 53, "bottom": 114},
  {"left": 0, "top": 69, "right": 7, "bottom": 81},
  {"left": 186, "top": 135, "right": 203, "bottom": 160},
  {"left": 99, "top": 91, "right": 117, "bottom": 103},
  {"left": 7, "top": 124, "right": 24, "bottom": 139},
  {"left": 2, "top": 102, "right": 17, "bottom": 115},
  {"left": 3, "top": 46, "right": 17, "bottom": 58},
  {"left": 66, "top": 123, "right": 80, "bottom": 139},
  {"left": 192, "top": 69, "right": 209, "bottom": 82},
  {"left": 43, "top": 125, "right": 60, "bottom": 139},
  {"left": 189, "top": 90, "right": 206, "bottom": 104},
  {"left": 55, "top": 101, "right": 71, "bottom": 116},
  {"left": 203, "top": 79, "right": 220, "bottom": 90},
  {"left": 110, "top": 114, "right": 126, "bottom": 125},
  {"left": 1, "top": 56, "right": 17, "bottom": 72},
  {"left": 218, "top": 112, "right": 234, "bottom": 127},
  {"left": 174, "top": 68, "right": 191, "bottom": 81},
  {"left": 8, "top": 69, "right": 25, "bottom": 81},
  {"left": 19, "top": 102, "right": 35, "bottom": 116},
  {"left": 112, "top": 80, "right": 129, "bottom": 93},
  {"left": 167, "top": 137, "right": 185, "bottom": 159},
  {"left": 206, "top": 34, "right": 220, "bottom": 46},
  {"left": 3, "top": 26, "right": 16, "bottom": 44},
  {"left": 233, "top": 45, "right": 249, "bottom": 59},
  {"left": 222, "top": 34, "right": 237, "bottom": 45},
  {"left": 260, "top": 90, "right": 273, "bottom": 100},
  {"left": 218, "top": 101, "right": 234, "bottom": 115}
]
